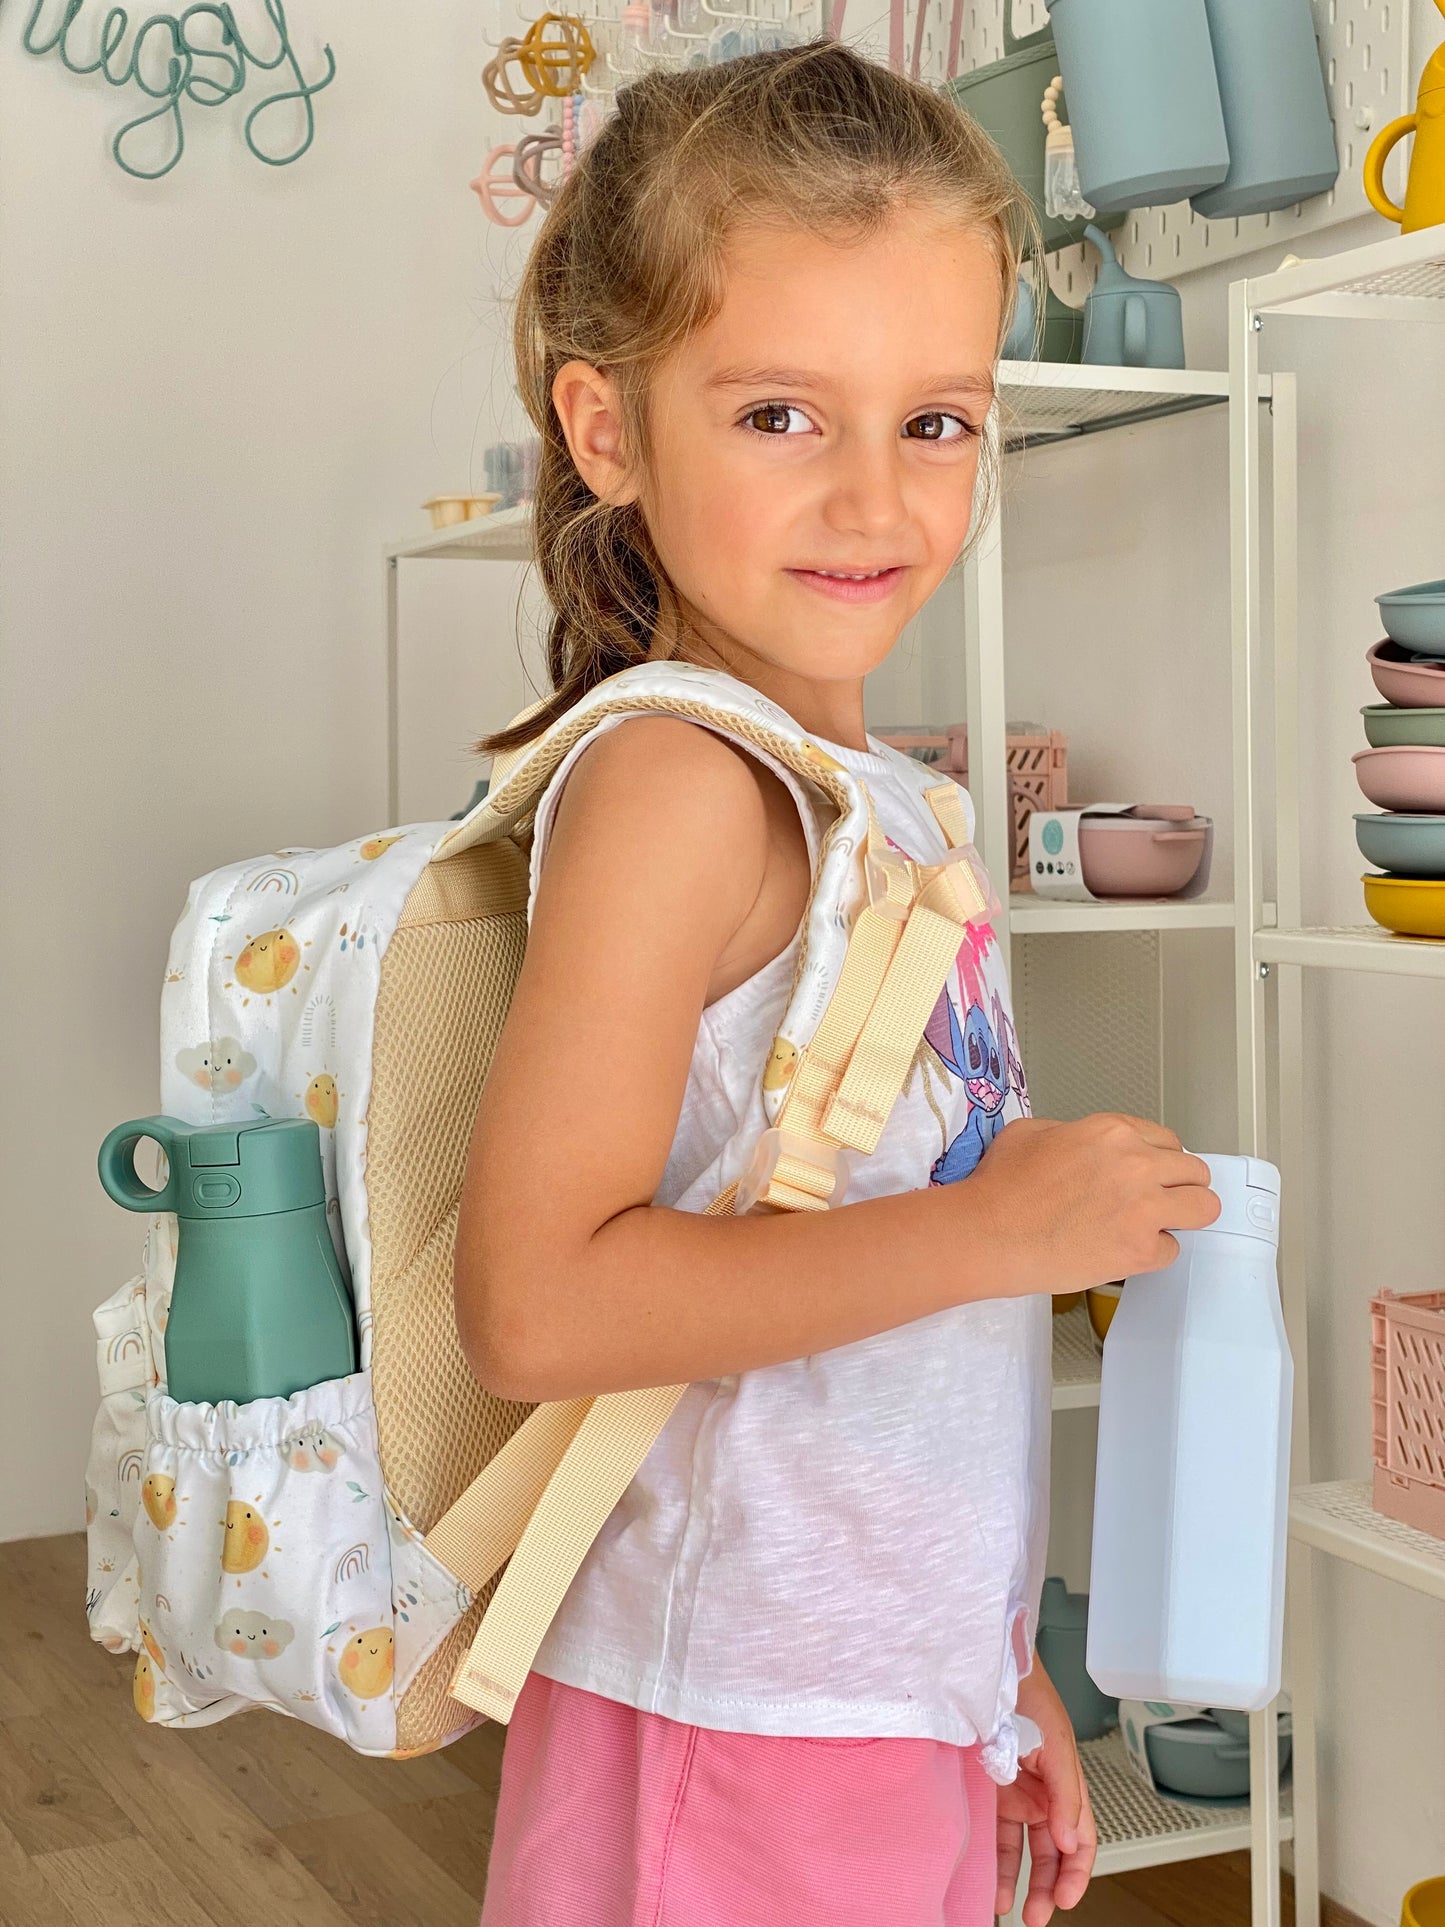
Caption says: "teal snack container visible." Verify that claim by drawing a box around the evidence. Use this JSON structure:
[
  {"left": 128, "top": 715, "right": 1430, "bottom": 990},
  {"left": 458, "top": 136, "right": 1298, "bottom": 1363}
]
[{"left": 98, "top": 1115, "right": 357, "bottom": 1406}]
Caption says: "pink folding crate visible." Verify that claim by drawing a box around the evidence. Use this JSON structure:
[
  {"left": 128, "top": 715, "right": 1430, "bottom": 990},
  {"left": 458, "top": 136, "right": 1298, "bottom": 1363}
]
[
  {"left": 872, "top": 723, "right": 1068, "bottom": 887},
  {"left": 1371, "top": 1289, "right": 1445, "bottom": 1540}
]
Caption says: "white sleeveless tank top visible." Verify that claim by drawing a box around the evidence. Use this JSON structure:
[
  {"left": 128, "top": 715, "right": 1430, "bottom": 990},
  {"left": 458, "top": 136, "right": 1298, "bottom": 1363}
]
[{"left": 523, "top": 716, "right": 1051, "bottom": 1781}]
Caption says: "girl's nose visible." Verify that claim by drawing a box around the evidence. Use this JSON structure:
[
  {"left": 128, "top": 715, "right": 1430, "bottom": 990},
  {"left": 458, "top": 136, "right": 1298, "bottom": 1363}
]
[{"left": 820, "top": 442, "right": 909, "bottom": 540}]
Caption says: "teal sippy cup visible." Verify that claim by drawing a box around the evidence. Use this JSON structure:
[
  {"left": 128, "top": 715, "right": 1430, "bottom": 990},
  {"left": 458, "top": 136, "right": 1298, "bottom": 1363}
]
[{"left": 97, "top": 1115, "right": 356, "bottom": 1406}]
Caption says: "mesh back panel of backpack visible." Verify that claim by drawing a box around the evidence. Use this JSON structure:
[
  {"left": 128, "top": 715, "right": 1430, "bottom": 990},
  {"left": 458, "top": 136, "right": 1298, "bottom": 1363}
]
[{"left": 367, "top": 836, "right": 537, "bottom": 1754}]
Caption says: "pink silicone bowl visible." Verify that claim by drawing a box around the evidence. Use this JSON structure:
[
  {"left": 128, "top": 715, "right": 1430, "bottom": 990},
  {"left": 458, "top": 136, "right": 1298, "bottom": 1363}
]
[
  {"left": 1077, "top": 817, "right": 1208, "bottom": 896},
  {"left": 1353, "top": 745, "right": 1445, "bottom": 812},
  {"left": 1366, "top": 639, "right": 1445, "bottom": 709}
]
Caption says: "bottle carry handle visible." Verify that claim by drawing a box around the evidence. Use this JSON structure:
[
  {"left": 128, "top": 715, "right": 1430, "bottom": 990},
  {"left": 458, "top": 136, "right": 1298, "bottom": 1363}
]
[{"left": 98, "top": 1115, "right": 181, "bottom": 1213}]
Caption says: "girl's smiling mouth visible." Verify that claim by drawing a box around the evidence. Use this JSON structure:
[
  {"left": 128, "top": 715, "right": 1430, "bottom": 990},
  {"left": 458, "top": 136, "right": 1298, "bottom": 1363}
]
[{"left": 787, "top": 565, "right": 908, "bottom": 604}]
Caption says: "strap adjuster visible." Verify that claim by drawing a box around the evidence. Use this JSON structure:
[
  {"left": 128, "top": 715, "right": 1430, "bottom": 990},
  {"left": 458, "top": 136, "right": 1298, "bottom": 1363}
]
[
  {"left": 864, "top": 848, "right": 917, "bottom": 922},
  {"left": 929, "top": 841, "right": 1002, "bottom": 925},
  {"left": 735, "top": 1127, "right": 854, "bottom": 1215}
]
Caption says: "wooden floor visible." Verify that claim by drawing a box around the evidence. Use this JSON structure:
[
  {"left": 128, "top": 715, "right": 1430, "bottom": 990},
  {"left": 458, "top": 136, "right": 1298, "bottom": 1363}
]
[{"left": 2, "top": 1532, "right": 1311, "bottom": 1927}]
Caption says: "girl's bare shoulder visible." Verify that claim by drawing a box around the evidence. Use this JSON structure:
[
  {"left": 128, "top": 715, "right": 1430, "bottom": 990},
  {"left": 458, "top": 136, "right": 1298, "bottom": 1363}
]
[{"left": 540, "top": 712, "right": 809, "bottom": 1002}]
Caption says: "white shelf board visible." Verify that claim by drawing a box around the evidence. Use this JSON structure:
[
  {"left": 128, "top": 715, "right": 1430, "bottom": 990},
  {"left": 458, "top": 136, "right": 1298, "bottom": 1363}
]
[
  {"left": 386, "top": 505, "right": 533, "bottom": 564},
  {"left": 1245, "top": 226, "right": 1445, "bottom": 323},
  {"left": 1083, "top": 1727, "right": 1292, "bottom": 1875},
  {"left": 1256, "top": 924, "right": 1445, "bottom": 979},
  {"left": 1012, "top": 895, "right": 1236, "bottom": 936},
  {"left": 1290, "top": 1480, "right": 1445, "bottom": 1603},
  {"left": 1052, "top": 1304, "right": 1101, "bottom": 1411},
  {"left": 998, "top": 361, "right": 1270, "bottom": 446}
]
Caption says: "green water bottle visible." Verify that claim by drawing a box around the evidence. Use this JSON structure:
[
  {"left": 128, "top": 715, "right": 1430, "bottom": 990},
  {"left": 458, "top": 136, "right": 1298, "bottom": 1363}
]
[{"left": 97, "top": 1115, "right": 356, "bottom": 1406}]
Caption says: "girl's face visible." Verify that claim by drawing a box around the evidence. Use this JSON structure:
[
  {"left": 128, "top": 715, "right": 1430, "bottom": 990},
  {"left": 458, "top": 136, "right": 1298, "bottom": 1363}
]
[{"left": 624, "top": 203, "right": 999, "bottom": 705}]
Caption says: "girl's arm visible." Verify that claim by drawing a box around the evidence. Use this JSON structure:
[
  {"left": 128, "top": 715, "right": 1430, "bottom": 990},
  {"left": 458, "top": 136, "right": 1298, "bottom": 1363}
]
[{"left": 454, "top": 716, "right": 1216, "bottom": 1404}]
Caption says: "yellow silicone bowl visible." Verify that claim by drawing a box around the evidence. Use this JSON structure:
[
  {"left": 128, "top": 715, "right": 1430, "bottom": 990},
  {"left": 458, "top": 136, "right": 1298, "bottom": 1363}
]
[
  {"left": 1087, "top": 1283, "right": 1123, "bottom": 1343},
  {"left": 1402, "top": 1878, "right": 1445, "bottom": 1927},
  {"left": 1362, "top": 872, "right": 1445, "bottom": 939},
  {"left": 1052, "top": 1291, "right": 1085, "bottom": 1316}
]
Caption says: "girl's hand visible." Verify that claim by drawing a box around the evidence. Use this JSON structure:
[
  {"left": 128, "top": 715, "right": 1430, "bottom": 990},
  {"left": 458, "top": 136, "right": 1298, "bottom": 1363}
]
[
  {"left": 996, "top": 1660, "right": 1097, "bottom": 1925},
  {"left": 968, "top": 1112, "right": 1219, "bottom": 1300}
]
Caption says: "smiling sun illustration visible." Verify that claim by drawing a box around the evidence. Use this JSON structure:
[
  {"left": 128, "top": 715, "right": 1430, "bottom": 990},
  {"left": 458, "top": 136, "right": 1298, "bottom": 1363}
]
[
  {"left": 338, "top": 1627, "right": 394, "bottom": 1699},
  {"left": 303, "top": 1073, "right": 339, "bottom": 1130},
  {"left": 222, "top": 926, "right": 312, "bottom": 1006},
  {"left": 142, "top": 1473, "right": 176, "bottom": 1531},
  {"left": 221, "top": 1501, "right": 269, "bottom": 1574}
]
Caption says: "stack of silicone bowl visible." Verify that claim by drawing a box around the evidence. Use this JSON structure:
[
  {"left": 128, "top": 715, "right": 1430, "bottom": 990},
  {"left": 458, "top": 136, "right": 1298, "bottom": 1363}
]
[{"left": 1357, "top": 580, "right": 1445, "bottom": 937}]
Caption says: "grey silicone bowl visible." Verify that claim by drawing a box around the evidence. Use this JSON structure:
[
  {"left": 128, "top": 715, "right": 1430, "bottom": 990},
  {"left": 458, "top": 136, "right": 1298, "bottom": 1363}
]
[
  {"left": 1363, "top": 704, "right": 1445, "bottom": 749},
  {"left": 1144, "top": 1715, "right": 1292, "bottom": 1802},
  {"left": 1354, "top": 813, "right": 1445, "bottom": 878},
  {"left": 1377, "top": 579, "right": 1445, "bottom": 653}
]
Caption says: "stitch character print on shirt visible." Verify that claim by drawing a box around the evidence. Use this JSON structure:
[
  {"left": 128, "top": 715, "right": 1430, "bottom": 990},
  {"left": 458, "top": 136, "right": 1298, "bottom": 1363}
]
[{"left": 883, "top": 832, "right": 1029, "bottom": 1186}]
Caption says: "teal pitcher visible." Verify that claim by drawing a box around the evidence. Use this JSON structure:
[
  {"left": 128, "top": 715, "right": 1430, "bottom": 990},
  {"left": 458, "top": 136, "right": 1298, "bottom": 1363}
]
[
  {"left": 98, "top": 1115, "right": 356, "bottom": 1406},
  {"left": 1081, "top": 225, "right": 1185, "bottom": 369}
]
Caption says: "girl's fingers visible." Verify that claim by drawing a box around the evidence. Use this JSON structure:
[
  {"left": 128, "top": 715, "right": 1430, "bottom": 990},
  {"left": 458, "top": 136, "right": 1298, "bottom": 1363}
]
[
  {"left": 1052, "top": 1785, "right": 1099, "bottom": 1911},
  {"left": 1023, "top": 1820, "right": 1061, "bottom": 1927},
  {"left": 996, "top": 1815, "right": 1025, "bottom": 1918},
  {"left": 1035, "top": 1734, "right": 1082, "bottom": 1857}
]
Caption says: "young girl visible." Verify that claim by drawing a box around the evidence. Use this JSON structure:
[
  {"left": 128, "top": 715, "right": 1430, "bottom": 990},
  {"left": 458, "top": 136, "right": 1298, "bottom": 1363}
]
[{"left": 455, "top": 43, "right": 1217, "bottom": 1927}]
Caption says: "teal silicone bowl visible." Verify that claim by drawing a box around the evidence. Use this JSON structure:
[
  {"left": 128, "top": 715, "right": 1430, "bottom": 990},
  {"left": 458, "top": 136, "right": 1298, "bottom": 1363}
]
[
  {"left": 1354, "top": 812, "right": 1445, "bottom": 878},
  {"left": 1362, "top": 704, "right": 1445, "bottom": 748},
  {"left": 1377, "top": 579, "right": 1445, "bottom": 654}
]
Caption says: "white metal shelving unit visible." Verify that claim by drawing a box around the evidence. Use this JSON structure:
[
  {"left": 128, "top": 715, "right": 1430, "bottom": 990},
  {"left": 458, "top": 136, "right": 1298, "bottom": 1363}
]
[
  {"left": 1229, "top": 222, "right": 1445, "bottom": 1927},
  {"left": 963, "top": 359, "right": 1292, "bottom": 1919}
]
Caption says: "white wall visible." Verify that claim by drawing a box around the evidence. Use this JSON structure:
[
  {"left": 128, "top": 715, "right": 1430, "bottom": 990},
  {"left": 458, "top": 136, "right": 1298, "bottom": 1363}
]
[
  {"left": 0, "top": 0, "right": 540, "bottom": 1541},
  {"left": 4, "top": 4, "right": 1442, "bottom": 1918}
]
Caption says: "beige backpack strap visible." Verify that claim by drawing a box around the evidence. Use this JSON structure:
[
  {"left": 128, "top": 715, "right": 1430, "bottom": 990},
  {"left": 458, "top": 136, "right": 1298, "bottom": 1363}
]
[
  {"left": 924, "top": 779, "right": 971, "bottom": 849},
  {"left": 435, "top": 1185, "right": 737, "bottom": 1721}
]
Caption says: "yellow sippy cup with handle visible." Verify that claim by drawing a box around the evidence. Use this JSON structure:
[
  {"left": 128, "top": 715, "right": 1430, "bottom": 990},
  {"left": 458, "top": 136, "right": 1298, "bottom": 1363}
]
[{"left": 1364, "top": 0, "right": 1445, "bottom": 233}]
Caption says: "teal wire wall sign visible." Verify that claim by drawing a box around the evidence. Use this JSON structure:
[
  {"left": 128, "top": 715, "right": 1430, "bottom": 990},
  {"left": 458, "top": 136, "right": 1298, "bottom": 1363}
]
[{"left": 16, "top": 0, "right": 336, "bottom": 180}]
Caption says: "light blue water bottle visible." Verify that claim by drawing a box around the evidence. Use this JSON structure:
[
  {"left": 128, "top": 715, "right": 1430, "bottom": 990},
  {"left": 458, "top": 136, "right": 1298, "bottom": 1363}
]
[{"left": 1086, "top": 1154, "right": 1292, "bottom": 1711}]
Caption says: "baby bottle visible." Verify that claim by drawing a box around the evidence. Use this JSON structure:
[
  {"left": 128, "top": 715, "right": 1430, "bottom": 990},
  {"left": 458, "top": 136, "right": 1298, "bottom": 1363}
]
[
  {"left": 1086, "top": 1153, "right": 1292, "bottom": 1711},
  {"left": 98, "top": 1114, "right": 356, "bottom": 1406}
]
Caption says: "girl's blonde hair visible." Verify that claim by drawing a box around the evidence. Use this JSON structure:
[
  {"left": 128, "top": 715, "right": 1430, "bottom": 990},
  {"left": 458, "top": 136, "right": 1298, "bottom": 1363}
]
[{"left": 480, "top": 40, "right": 1036, "bottom": 757}]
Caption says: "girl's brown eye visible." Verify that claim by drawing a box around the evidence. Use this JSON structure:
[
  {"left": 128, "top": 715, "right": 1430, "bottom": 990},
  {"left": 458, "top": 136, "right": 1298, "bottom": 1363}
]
[
  {"left": 747, "top": 403, "right": 799, "bottom": 435},
  {"left": 905, "top": 412, "right": 965, "bottom": 442}
]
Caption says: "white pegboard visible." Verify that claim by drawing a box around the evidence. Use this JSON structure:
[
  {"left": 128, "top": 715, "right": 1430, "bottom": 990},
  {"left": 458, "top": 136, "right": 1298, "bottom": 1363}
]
[{"left": 849, "top": 0, "right": 1411, "bottom": 284}]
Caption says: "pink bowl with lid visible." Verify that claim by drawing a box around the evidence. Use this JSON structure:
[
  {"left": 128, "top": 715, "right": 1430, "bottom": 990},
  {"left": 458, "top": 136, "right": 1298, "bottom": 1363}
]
[{"left": 1077, "top": 806, "right": 1209, "bottom": 897}]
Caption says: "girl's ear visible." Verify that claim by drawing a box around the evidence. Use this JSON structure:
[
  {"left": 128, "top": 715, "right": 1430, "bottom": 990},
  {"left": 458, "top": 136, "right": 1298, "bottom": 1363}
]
[{"left": 551, "top": 360, "right": 640, "bottom": 506}]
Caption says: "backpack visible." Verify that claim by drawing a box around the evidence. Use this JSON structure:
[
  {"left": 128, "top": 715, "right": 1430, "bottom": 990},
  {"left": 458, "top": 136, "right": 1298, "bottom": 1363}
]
[{"left": 84, "top": 660, "right": 998, "bottom": 1757}]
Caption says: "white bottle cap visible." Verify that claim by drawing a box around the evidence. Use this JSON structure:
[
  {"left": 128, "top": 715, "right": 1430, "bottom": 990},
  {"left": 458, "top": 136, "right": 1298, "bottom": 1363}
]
[{"left": 1194, "top": 1151, "right": 1281, "bottom": 1246}]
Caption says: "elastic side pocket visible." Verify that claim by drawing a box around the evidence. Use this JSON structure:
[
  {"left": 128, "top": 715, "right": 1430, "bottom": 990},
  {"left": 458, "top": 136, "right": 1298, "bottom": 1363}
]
[
  {"left": 132, "top": 1369, "right": 401, "bottom": 1754},
  {"left": 86, "top": 1273, "right": 154, "bottom": 1653}
]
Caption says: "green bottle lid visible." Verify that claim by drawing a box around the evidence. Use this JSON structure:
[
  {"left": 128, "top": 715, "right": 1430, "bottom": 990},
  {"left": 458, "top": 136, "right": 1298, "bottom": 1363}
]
[{"left": 98, "top": 1115, "right": 328, "bottom": 1221}]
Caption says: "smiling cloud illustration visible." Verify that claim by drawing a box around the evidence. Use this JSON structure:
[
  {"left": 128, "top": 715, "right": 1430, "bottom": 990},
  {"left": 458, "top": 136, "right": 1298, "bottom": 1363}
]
[
  {"left": 281, "top": 1421, "right": 343, "bottom": 1473},
  {"left": 215, "top": 1608, "right": 295, "bottom": 1660},
  {"left": 338, "top": 1626, "right": 394, "bottom": 1699},
  {"left": 174, "top": 1037, "right": 257, "bottom": 1092}
]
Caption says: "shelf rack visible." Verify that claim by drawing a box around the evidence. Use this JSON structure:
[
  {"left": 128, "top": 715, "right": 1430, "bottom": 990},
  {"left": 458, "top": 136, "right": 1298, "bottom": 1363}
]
[
  {"left": 1230, "top": 224, "right": 1445, "bottom": 1927},
  {"left": 1084, "top": 1729, "right": 1293, "bottom": 1877},
  {"left": 1051, "top": 1305, "right": 1102, "bottom": 1412}
]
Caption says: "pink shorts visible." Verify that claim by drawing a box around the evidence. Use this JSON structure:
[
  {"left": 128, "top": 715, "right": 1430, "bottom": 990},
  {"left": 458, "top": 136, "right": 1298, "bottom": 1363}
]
[{"left": 478, "top": 1670, "right": 999, "bottom": 1927}]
